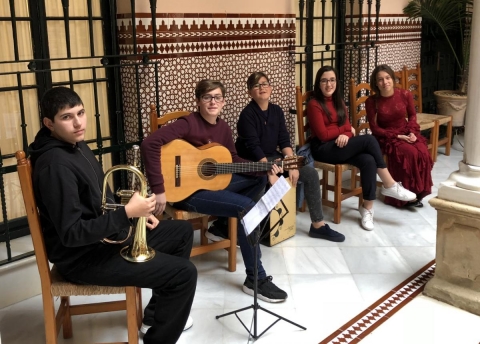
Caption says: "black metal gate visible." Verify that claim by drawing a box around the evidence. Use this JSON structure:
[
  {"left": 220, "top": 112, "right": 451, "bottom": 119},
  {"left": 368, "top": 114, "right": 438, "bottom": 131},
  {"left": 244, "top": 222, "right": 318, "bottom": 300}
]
[
  {"left": 294, "top": 0, "right": 380, "bottom": 97},
  {"left": 0, "top": 0, "right": 146, "bottom": 265}
]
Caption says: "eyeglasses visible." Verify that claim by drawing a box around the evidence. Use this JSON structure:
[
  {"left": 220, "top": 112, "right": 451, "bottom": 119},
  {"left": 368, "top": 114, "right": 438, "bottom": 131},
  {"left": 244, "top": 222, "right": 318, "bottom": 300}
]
[
  {"left": 320, "top": 78, "right": 336, "bottom": 85},
  {"left": 200, "top": 95, "right": 224, "bottom": 103},
  {"left": 252, "top": 82, "right": 271, "bottom": 89}
]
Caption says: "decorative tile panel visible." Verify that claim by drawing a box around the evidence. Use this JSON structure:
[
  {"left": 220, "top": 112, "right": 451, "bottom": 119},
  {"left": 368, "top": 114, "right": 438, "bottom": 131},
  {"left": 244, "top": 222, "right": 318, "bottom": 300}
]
[
  {"left": 117, "top": 13, "right": 296, "bottom": 149},
  {"left": 344, "top": 15, "right": 421, "bottom": 86}
]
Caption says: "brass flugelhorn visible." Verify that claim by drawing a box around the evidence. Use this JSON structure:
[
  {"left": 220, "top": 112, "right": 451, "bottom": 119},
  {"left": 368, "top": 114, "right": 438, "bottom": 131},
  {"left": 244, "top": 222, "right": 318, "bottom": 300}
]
[{"left": 101, "top": 145, "right": 155, "bottom": 263}]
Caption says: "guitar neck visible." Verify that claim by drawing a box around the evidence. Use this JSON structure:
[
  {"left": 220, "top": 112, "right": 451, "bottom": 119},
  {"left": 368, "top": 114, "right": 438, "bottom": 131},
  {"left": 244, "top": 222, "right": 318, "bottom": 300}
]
[{"left": 214, "top": 161, "right": 282, "bottom": 174}]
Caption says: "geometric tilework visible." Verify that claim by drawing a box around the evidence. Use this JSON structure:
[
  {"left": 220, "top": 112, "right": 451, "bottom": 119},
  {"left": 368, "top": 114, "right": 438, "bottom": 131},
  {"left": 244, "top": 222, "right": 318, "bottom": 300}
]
[
  {"left": 117, "top": 14, "right": 296, "bottom": 57},
  {"left": 118, "top": 13, "right": 296, "bottom": 150},
  {"left": 344, "top": 15, "right": 421, "bottom": 87},
  {"left": 319, "top": 260, "right": 436, "bottom": 344}
]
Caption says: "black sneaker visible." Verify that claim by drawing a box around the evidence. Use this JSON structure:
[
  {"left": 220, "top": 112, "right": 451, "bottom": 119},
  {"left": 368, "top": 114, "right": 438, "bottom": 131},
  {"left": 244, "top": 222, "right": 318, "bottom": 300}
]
[
  {"left": 308, "top": 224, "right": 345, "bottom": 242},
  {"left": 205, "top": 223, "right": 228, "bottom": 242},
  {"left": 242, "top": 276, "right": 288, "bottom": 303},
  {"left": 205, "top": 219, "right": 240, "bottom": 247}
]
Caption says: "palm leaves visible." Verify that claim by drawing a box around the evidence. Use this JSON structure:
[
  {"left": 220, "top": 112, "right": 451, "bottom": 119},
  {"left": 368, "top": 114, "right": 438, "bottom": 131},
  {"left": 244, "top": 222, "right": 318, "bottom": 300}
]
[{"left": 403, "top": 0, "right": 472, "bottom": 91}]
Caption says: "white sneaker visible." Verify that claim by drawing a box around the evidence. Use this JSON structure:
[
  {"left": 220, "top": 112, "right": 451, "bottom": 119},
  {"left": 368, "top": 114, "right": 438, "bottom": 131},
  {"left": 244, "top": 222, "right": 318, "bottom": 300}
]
[
  {"left": 381, "top": 182, "right": 416, "bottom": 201},
  {"left": 359, "top": 206, "right": 374, "bottom": 231},
  {"left": 140, "top": 315, "right": 193, "bottom": 335}
]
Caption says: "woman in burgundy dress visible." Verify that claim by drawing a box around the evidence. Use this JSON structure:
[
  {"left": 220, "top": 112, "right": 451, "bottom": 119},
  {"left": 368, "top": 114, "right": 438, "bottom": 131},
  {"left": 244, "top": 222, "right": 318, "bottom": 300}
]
[{"left": 365, "top": 64, "right": 433, "bottom": 207}]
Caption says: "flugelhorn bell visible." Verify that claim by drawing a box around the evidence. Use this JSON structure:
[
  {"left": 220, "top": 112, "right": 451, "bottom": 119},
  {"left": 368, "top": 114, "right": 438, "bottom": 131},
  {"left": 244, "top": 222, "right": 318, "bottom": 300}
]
[{"left": 101, "top": 149, "right": 155, "bottom": 263}]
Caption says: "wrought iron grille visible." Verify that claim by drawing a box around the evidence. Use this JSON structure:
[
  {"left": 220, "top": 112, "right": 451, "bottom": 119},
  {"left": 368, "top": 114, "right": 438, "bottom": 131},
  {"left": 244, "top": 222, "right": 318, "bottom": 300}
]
[
  {"left": 293, "top": 0, "right": 380, "bottom": 117},
  {"left": 0, "top": 0, "right": 147, "bottom": 266}
]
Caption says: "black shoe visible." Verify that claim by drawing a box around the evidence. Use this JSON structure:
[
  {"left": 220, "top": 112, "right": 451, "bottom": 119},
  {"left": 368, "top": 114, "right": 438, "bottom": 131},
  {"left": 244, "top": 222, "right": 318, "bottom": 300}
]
[
  {"left": 205, "top": 221, "right": 241, "bottom": 248},
  {"left": 242, "top": 276, "right": 288, "bottom": 303},
  {"left": 205, "top": 223, "right": 229, "bottom": 242},
  {"left": 405, "top": 200, "right": 423, "bottom": 208},
  {"left": 309, "top": 224, "right": 345, "bottom": 242}
]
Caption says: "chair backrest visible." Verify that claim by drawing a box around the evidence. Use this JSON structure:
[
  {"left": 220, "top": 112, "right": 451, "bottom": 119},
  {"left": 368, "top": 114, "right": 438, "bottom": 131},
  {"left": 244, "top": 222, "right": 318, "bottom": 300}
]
[
  {"left": 15, "top": 151, "right": 53, "bottom": 289},
  {"left": 403, "top": 63, "right": 422, "bottom": 113},
  {"left": 394, "top": 70, "right": 404, "bottom": 89},
  {"left": 349, "top": 78, "right": 374, "bottom": 135},
  {"left": 295, "top": 86, "right": 313, "bottom": 147},
  {"left": 149, "top": 104, "right": 190, "bottom": 132}
]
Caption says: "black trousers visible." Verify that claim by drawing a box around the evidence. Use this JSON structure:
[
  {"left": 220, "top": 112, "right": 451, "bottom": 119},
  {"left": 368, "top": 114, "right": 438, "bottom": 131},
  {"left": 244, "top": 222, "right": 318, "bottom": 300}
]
[
  {"left": 62, "top": 220, "right": 197, "bottom": 344},
  {"left": 310, "top": 135, "right": 387, "bottom": 200}
]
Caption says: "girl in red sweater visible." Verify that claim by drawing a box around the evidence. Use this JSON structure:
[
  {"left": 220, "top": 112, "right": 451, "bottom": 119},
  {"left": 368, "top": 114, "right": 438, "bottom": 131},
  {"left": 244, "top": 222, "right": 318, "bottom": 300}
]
[{"left": 307, "top": 66, "right": 415, "bottom": 230}]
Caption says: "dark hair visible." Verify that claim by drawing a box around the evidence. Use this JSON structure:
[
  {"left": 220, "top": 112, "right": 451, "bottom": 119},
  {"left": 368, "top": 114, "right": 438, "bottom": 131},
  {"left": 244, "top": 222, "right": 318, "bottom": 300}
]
[
  {"left": 312, "top": 66, "right": 346, "bottom": 126},
  {"left": 195, "top": 79, "right": 226, "bottom": 99},
  {"left": 370, "top": 64, "right": 395, "bottom": 95},
  {"left": 40, "top": 87, "right": 83, "bottom": 121},
  {"left": 246, "top": 72, "right": 270, "bottom": 90}
]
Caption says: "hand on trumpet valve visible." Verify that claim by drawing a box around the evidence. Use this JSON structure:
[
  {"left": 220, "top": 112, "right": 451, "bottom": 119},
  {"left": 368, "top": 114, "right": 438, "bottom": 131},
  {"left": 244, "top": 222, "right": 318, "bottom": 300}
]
[{"left": 124, "top": 192, "right": 157, "bottom": 218}]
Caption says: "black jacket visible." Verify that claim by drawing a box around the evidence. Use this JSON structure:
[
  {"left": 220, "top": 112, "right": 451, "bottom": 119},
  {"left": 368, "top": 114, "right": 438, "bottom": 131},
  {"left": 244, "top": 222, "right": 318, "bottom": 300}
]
[
  {"left": 28, "top": 127, "right": 131, "bottom": 273},
  {"left": 235, "top": 100, "right": 291, "bottom": 161}
]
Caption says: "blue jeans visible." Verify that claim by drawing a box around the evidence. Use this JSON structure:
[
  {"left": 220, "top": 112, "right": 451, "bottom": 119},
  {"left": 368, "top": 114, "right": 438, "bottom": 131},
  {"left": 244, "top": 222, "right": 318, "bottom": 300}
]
[{"left": 174, "top": 173, "right": 268, "bottom": 280}]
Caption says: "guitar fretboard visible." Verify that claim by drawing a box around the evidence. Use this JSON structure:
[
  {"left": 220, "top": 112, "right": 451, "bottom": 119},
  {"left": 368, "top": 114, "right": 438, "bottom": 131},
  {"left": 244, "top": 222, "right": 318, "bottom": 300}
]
[{"left": 208, "top": 161, "right": 283, "bottom": 174}]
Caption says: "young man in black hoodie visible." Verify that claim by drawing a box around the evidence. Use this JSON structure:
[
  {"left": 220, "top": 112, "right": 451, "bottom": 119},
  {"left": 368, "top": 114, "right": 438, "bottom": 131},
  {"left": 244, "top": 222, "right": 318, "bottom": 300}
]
[{"left": 28, "top": 87, "right": 197, "bottom": 344}]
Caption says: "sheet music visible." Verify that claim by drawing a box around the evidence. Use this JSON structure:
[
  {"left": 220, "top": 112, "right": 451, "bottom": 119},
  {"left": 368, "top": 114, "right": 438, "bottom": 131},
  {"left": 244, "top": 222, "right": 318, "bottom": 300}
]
[{"left": 242, "top": 176, "right": 291, "bottom": 235}]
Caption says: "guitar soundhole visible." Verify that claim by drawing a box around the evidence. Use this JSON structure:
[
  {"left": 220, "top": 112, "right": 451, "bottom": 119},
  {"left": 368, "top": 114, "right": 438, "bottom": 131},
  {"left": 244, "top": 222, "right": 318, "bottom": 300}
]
[{"left": 198, "top": 159, "right": 217, "bottom": 180}]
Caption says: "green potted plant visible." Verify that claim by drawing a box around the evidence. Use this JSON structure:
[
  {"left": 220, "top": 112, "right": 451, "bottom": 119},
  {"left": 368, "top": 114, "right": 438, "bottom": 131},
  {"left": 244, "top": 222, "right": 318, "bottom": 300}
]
[{"left": 403, "top": 0, "right": 473, "bottom": 126}]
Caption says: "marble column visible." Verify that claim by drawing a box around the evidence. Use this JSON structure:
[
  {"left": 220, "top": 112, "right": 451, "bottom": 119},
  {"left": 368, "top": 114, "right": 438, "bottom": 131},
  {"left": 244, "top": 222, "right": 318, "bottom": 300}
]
[{"left": 424, "top": 3, "right": 480, "bottom": 315}]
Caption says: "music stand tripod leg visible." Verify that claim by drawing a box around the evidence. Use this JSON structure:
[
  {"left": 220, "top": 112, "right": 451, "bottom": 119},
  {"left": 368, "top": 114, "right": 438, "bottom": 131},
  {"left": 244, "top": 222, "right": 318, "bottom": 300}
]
[{"left": 215, "top": 213, "right": 306, "bottom": 339}]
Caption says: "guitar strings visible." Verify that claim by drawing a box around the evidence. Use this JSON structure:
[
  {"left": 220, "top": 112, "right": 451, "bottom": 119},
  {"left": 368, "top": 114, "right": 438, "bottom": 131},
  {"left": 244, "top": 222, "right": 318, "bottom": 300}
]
[{"left": 163, "top": 161, "right": 296, "bottom": 175}]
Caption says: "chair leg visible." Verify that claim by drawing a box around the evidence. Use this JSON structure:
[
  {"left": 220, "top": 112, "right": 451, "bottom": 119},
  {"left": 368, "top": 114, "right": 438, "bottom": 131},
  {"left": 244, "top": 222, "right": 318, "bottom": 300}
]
[
  {"left": 321, "top": 170, "right": 328, "bottom": 202},
  {"left": 298, "top": 199, "right": 307, "bottom": 212},
  {"left": 43, "top": 294, "right": 59, "bottom": 344},
  {"left": 227, "top": 217, "right": 237, "bottom": 272},
  {"left": 333, "top": 166, "right": 342, "bottom": 224},
  {"left": 200, "top": 216, "right": 209, "bottom": 245},
  {"left": 445, "top": 119, "right": 453, "bottom": 156},
  {"left": 136, "top": 287, "right": 143, "bottom": 329},
  {"left": 61, "top": 296, "right": 73, "bottom": 339},
  {"left": 349, "top": 168, "right": 356, "bottom": 190},
  {"left": 126, "top": 286, "right": 139, "bottom": 344},
  {"left": 433, "top": 121, "right": 439, "bottom": 162}
]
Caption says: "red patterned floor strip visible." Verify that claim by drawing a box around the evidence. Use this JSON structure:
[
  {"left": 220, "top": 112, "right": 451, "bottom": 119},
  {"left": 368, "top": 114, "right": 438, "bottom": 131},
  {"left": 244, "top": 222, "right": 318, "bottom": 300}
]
[{"left": 319, "top": 259, "right": 436, "bottom": 344}]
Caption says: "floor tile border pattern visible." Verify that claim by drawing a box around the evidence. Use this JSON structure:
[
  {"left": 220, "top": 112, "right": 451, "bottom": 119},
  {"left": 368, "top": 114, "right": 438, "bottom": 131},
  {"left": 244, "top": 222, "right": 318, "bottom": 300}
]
[{"left": 319, "top": 259, "right": 436, "bottom": 344}]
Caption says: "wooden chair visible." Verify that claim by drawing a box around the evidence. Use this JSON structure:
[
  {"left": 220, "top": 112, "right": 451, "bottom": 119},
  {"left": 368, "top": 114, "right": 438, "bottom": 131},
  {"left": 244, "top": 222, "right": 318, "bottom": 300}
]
[
  {"left": 394, "top": 70, "right": 404, "bottom": 89},
  {"left": 348, "top": 79, "right": 385, "bottom": 187},
  {"left": 295, "top": 86, "right": 363, "bottom": 224},
  {"left": 149, "top": 104, "right": 237, "bottom": 272},
  {"left": 349, "top": 78, "right": 438, "bottom": 163},
  {"left": 15, "top": 151, "right": 142, "bottom": 344},
  {"left": 403, "top": 64, "right": 453, "bottom": 160}
]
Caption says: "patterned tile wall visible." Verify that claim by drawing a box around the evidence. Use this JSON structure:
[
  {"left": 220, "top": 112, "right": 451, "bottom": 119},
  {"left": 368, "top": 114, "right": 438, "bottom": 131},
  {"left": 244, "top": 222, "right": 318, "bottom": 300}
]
[
  {"left": 344, "top": 15, "right": 421, "bottom": 130},
  {"left": 345, "top": 15, "right": 421, "bottom": 86},
  {"left": 117, "top": 13, "right": 296, "bottom": 148}
]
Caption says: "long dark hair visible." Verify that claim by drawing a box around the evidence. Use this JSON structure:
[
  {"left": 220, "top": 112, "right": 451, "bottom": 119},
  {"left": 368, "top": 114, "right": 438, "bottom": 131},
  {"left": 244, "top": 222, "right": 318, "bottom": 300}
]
[
  {"left": 312, "top": 66, "right": 346, "bottom": 125},
  {"left": 370, "top": 64, "right": 395, "bottom": 95}
]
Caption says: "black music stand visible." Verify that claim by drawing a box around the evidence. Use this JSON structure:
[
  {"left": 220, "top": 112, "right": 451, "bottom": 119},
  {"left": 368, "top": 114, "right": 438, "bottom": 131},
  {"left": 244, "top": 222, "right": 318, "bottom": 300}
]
[{"left": 215, "top": 211, "right": 306, "bottom": 340}]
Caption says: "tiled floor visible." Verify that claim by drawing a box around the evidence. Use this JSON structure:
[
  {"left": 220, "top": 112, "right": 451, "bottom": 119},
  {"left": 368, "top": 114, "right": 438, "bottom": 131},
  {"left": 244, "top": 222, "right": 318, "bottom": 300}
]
[{"left": 1, "top": 145, "right": 480, "bottom": 344}]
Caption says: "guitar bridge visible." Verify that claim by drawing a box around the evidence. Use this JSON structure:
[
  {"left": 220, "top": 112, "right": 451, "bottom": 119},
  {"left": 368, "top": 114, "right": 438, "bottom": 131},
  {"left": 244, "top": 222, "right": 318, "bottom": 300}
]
[{"left": 175, "top": 155, "right": 180, "bottom": 187}]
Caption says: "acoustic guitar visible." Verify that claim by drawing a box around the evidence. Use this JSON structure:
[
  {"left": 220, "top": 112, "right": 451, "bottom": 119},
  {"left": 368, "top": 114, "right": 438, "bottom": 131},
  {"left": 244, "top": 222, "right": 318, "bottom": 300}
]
[{"left": 161, "top": 139, "right": 304, "bottom": 202}]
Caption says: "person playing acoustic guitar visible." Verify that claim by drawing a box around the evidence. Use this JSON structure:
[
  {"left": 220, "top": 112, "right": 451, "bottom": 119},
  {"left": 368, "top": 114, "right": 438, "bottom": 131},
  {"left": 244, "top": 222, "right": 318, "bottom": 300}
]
[
  {"left": 234, "top": 71, "right": 345, "bottom": 242},
  {"left": 141, "top": 79, "right": 288, "bottom": 303}
]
